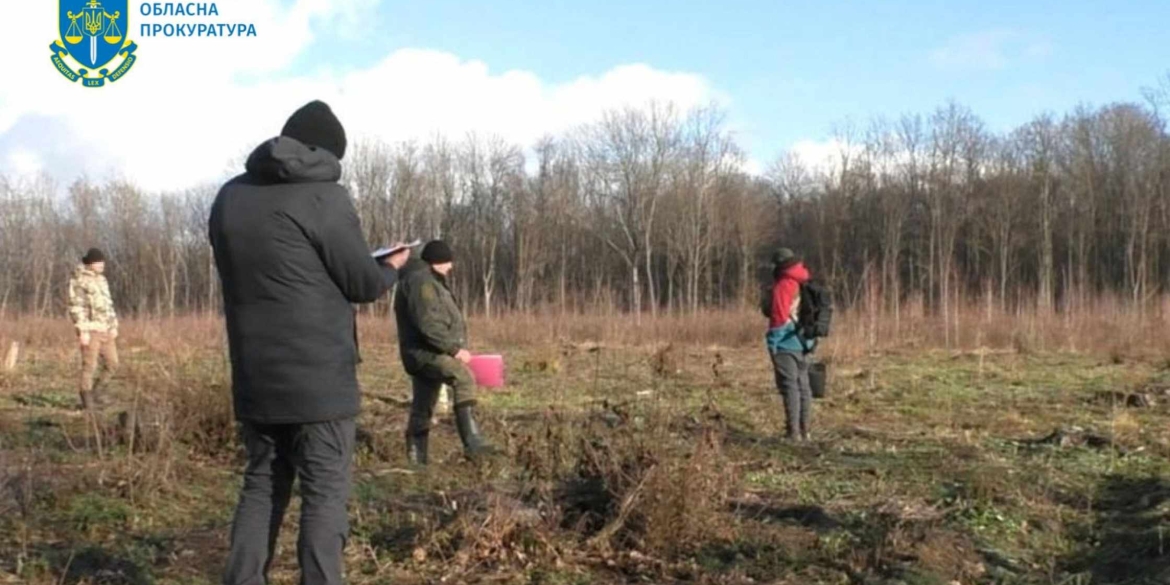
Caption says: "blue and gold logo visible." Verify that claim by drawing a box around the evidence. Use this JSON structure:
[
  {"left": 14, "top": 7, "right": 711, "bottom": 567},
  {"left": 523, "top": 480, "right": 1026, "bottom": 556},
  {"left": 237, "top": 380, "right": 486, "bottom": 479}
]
[{"left": 50, "top": 0, "right": 137, "bottom": 87}]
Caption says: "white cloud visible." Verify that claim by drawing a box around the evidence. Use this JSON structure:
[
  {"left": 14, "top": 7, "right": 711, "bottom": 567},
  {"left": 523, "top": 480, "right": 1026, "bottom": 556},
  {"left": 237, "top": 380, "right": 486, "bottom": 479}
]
[
  {"left": 788, "top": 138, "right": 854, "bottom": 174},
  {"left": 771, "top": 137, "right": 900, "bottom": 184},
  {"left": 779, "top": 136, "right": 949, "bottom": 185},
  {"left": 930, "top": 29, "right": 1053, "bottom": 72},
  {"left": 0, "top": 2, "right": 720, "bottom": 192},
  {"left": 6, "top": 149, "right": 43, "bottom": 176},
  {"left": 740, "top": 157, "right": 764, "bottom": 176}
]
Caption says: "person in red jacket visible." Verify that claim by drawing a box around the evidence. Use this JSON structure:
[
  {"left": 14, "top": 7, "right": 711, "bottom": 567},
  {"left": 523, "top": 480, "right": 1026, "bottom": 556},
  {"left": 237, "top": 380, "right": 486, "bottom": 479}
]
[{"left": 762, "top": 248, "right": 815, "bottom": 441}]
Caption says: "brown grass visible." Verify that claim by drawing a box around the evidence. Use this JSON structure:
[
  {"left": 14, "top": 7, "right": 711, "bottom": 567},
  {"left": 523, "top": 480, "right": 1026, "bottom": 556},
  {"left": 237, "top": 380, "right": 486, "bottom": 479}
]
[
  {"left": 4, "top": 297, "right": 1170, "bottom": 584},
  {"left": 5, "top": 294, "right": 1169, "bottom": 361}
]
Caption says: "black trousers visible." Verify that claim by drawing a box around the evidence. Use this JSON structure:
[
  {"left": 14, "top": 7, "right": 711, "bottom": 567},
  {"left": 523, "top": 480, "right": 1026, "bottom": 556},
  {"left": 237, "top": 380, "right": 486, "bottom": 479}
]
[{"left": 223, "top": 418, "right": 356, "bottom": 585}]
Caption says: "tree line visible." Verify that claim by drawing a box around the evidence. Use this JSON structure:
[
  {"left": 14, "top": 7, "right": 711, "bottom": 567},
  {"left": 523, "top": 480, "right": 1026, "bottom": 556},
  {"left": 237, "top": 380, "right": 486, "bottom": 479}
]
[{"left": 2, "top": 76, "right": 1168, "bottom": 320}]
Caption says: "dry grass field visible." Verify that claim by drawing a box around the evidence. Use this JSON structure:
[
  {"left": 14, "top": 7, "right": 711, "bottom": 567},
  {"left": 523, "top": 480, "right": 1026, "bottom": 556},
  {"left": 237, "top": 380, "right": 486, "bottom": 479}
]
[{"left": 2, "top": 305, "right": 1170, "bottom": 584}]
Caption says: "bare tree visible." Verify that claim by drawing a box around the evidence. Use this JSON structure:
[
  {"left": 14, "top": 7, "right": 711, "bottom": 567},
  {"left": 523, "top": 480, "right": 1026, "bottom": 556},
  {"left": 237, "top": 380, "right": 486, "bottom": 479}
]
[
  {"left": 580, "top": 103, "right": 681, "bottom": 317},
  {"left": 2, "top": 93, "right": 1169, "bottom": 321}
]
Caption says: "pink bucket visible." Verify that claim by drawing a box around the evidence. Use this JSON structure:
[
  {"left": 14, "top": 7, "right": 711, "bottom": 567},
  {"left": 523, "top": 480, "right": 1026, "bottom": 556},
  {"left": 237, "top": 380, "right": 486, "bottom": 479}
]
[{"left": 468, "top": 354, "right": 505, "bottom": 388}]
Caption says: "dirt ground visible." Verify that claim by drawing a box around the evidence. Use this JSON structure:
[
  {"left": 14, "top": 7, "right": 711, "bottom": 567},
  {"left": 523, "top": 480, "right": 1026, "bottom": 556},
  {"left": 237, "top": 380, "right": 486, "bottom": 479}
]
[{"left": 3, "top": 327, "right": 1170, "bottom": 584}]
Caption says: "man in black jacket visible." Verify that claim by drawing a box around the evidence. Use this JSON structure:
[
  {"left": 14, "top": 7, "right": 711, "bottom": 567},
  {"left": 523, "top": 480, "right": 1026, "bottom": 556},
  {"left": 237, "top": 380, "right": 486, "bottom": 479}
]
[{"left": 209, "top": 100, "right": 409, "bottom": 585}]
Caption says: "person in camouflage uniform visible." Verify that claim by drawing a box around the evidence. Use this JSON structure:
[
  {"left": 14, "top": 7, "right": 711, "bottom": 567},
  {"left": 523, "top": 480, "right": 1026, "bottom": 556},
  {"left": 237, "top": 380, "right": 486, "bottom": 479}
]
[
  {"left": 67, "top": 248, "right": 119, "bottom": 410},
  {"left": 395, "top": 240, "right": 500, "bottom": 465}
]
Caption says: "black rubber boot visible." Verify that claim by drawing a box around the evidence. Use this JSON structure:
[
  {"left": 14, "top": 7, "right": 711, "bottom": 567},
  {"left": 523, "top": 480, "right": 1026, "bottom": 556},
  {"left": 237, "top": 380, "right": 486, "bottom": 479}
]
[
  {"left": 406, "top": 376, "right": 442, "bottom": 466},
  {"left": 405, "top": 411, "right": 430, "bottom": 466},
  {"left": 455, "top": 404, "right": 501, "bottom": 458},
  {"left": 406, "top": 432, "right": 428, "bottom": 466}
]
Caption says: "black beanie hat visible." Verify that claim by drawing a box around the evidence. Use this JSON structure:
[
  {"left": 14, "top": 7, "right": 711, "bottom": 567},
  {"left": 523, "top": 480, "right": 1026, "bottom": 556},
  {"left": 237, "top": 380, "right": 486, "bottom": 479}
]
[
  {"left": 82, "top": 248, "right": 105, "bottom": 265},
  {"left": 421, "top": 240, "right": 454, "bottom": 265},
  {"left": 280, "top": 100, "right": 347, "bottom": 160}
]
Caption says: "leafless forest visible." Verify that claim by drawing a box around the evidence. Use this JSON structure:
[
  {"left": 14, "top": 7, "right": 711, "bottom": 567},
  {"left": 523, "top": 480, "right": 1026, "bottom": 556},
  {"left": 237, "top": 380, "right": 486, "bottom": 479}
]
[
  {"left": 2, "top": 76, "right": 1169, "bottom": 323},
  {"left": 5, "top": 76, "right": 1170, "bottom": 585}
]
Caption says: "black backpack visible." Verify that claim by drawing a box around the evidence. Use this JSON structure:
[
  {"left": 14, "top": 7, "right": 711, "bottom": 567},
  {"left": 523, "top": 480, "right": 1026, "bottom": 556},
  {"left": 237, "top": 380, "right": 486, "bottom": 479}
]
[
  {"left": 796, "top": 281, "right": 833, "bottom": 339},
  {"left": 759, "top": 285, "right": 774, "bottom": 319}
]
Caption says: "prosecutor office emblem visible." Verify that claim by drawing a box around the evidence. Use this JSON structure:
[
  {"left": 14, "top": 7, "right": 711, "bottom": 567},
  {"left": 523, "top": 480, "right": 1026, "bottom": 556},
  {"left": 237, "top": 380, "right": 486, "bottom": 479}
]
[{"left": 50, "top": 0, "right": 138, "bottom": 87}]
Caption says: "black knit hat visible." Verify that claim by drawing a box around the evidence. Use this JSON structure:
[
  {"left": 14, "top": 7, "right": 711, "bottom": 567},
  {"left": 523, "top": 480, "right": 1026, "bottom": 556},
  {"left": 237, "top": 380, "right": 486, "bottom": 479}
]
[
  {"left": 280, "top": 100, "right": 347, "bottom": 160},
  {"left": 82, "top": 248, "right": 105, "bottom": 265},
  {"left": 421, "top": 240, "right": 454, "bottom": 265}
]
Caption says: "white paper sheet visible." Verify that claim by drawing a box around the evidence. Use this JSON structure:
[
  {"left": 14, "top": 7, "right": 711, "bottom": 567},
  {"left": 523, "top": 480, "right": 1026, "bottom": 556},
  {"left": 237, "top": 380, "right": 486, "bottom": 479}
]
[{"left": 371, "top": 239, "right": 422, "bottom": 258}]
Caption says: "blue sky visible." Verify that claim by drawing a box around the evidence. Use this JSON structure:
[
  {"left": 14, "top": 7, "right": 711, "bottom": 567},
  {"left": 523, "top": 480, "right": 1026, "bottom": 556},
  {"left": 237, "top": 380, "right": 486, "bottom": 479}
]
[
  {"left": 2, "top": 0, "right": 1167, "bottom": 190},
  {"left": 301, "top": 0, "right": 1169, "bottom": 162}
]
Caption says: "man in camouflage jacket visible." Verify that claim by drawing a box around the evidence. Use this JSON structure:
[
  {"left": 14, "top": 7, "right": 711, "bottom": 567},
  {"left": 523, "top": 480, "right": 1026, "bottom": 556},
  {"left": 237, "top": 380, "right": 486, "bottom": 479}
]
[
  {"left": 67, "top": 248, "right": 119, "bottom": 409},
  {"left": 395, "top": 240, "right": 500, "bottom": 465}
]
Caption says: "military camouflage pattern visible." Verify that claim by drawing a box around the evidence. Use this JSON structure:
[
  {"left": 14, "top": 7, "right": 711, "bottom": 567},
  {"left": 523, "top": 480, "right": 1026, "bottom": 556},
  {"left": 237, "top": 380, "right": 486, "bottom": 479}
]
[
  {"left": 394, "top": 260, "right": 467, "bottom": 365},
  {"left": 412, "top": 355, "right": 476, "bottom": 406},
  {"left": 68, "top": 265, "right": 119, "bottom": 334},
  {"left": 394, "top": 259, "right": 476, "bottom": 406}
]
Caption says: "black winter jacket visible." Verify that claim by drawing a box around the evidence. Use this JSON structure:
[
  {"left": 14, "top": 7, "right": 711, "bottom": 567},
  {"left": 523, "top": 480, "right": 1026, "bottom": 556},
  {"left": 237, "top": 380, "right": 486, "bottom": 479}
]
[{"left": 209, "top": 136, "right": 396, "bottom": 424}]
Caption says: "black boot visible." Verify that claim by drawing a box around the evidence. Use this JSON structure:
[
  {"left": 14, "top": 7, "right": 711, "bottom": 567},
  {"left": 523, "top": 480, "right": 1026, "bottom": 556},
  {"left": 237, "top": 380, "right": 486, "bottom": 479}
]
[
  {"left": 405, "top": 411, "right": 430, "bottom": 466},
  {"left": 406, "top": 432, "right": 428, "bottom": 466},
  {"left": 454, "top": 404, "right": 500, "bottom": 458}
]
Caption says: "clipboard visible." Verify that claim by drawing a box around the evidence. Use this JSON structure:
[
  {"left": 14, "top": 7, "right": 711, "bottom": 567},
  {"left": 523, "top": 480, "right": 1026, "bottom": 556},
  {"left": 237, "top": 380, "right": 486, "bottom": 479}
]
[{"left": 372, "top": 239, "right": 421, "bottom": 260}]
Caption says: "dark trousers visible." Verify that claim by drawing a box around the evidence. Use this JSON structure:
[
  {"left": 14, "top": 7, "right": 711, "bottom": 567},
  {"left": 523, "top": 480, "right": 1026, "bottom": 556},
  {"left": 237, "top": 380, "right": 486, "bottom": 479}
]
[
  {"left": 771, "top": 351, "right": 812, "bottom": 438},
  {"left": 223, "top": 418, "right": 356, "bottom": 585},
  {"left": 407, "top": 376, "right": 444, "bottom": 436}
]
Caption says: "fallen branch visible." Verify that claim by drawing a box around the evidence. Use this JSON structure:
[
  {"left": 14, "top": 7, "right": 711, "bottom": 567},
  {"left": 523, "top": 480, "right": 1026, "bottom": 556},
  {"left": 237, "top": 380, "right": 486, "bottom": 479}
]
[{"left": 586, "top": 470, "right": 653, "bottom": 549}]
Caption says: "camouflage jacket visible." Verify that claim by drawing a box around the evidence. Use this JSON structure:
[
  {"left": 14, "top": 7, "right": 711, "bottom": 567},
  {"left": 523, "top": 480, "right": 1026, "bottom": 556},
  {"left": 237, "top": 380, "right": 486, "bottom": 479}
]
[
  {"left": 394, "top": 259, "right": 467, "bottom": 373},
  {"left": 68, "top": 265, "right": 119, "bottom": 333}
]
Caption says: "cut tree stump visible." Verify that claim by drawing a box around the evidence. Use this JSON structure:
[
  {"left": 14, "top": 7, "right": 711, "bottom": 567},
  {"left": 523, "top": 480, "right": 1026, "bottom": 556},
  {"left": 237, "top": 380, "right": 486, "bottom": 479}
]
[{"left": 3, "top": 342, "right": 18, "bottom": 372}]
